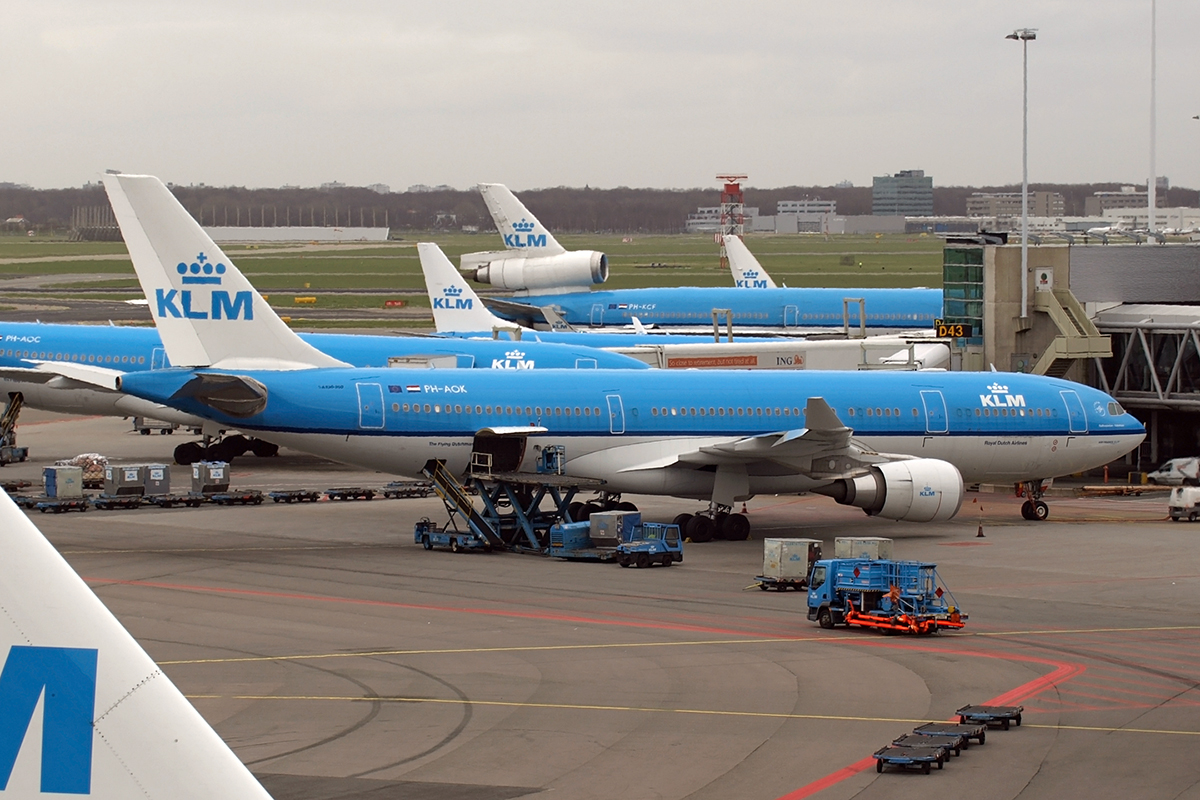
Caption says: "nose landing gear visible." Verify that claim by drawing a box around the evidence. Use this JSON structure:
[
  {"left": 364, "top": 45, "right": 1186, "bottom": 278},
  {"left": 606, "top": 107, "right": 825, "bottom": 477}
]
[{"left": 1018, "top": 480, "right": 1050, "bottom": 521}]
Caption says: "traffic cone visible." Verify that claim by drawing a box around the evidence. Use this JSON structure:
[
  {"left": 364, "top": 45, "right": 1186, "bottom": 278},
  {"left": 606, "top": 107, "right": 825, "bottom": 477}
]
[{"left": 741, "top": 502, "right": 748, "bottom": 514}]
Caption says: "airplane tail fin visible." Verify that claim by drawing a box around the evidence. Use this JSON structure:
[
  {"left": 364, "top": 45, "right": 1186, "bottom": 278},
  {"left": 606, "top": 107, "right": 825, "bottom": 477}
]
[
  {"left": 723, "top": 234, "right": 777, "bottom": 289},
  {"left": 477, "top": 183, "right": 566, "bottom": 256},
  {"left": 102, "top": 173, "right": 348, "bottom": 371},
  {"left": 418, "top": 242, "right": 520, "bottom": 333},
  {"left": 0, "top": 489, "right": 273, "bottom": 799}
]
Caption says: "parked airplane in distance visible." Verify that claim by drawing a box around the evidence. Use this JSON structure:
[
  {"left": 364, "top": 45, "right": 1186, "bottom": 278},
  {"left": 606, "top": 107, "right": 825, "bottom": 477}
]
[
  {"left": 0, "top": 488, "right": 274, "bottom": 798},
  {"left": 465, "top": 184, "right": 942, "bottom": 332},
  {"left": 723, "top": 234, "right": 778, "bottom": 289},
  {"left": 459, "top": 182, "right": 608, "bottom": 293},
  {"left": 100, "top": 174, "right": 1143, "bottom": 532}
]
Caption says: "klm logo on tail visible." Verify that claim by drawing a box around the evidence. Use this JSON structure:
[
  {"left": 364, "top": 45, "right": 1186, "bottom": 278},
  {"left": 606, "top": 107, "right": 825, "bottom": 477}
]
[
  {"left": 433, "top": 285, "right": 473, "bottom": 310},
  {"left": 735, "top": 270, "right": 769, "bottom": 288},
  {"left": 0, "top": 646, "right": 97, "bottom": 794},
  {"left": 503, "top": 219, "right": 547, "bottom": 249},
  {"left": 155, "top": 252, "right": 253, "bottom": 321}
]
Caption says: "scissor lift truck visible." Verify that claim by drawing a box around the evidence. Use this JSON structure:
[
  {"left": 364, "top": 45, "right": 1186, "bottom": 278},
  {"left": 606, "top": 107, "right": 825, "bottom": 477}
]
[{"left": 806, "top": 558, "right": 966, "bottom": 634}]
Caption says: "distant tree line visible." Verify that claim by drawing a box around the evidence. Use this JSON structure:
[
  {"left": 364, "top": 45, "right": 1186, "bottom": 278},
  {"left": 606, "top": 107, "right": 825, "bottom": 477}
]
[{"left": 1, "top": 182, "right": 1196, "bottom": 234}]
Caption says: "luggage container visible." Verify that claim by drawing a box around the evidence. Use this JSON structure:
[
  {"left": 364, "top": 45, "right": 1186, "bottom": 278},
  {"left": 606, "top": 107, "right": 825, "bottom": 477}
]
[
  {"left": 833, "top": 536, "right": 893, "bottom": 560},
  {"left": 105, "top": 465, "right": 146, "bottom": 497},
  {"left": 589, "top": 511, "right": 641, "bottom": 546},
  {"left": 762, "top": 538, "right": 822, "bottom": 580},
  {"left": 43, "top": 466, "right": 83, "bottom": 498},
  {"left": 143, "top": 464, "right": 171, "bottom": 496},
  {"left": 192, "top": 461, "right": 230, "bottom": 494}
]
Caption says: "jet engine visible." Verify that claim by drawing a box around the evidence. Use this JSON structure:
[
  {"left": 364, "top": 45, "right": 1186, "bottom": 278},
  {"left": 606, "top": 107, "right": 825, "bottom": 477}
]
[
  {"left": 813, "top": 459, "right": 964, "bottom": 523},
  {"left": 463, "top": 250, "right": 608, "bottom": 291}
]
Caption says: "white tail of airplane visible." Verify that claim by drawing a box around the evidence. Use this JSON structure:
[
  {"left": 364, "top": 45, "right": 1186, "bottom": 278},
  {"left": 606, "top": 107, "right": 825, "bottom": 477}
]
[
  {"left": 478, "top": 183, "right": 565, "bottom": 255},
  {"left": 723, "top": 234, "right": 778, "bottom": 289},
  {"left": 0, "top": 489, "right": 273, "bottom": 799},
  {"left": 102, "top": 173, "right": 348, "bottom": 371},
  {"left": 418, "top": 242, "right": 519, "bottom": 333}
]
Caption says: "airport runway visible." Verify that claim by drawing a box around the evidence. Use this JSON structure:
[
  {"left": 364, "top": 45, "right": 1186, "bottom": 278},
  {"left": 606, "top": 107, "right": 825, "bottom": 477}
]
[{"left": 7, "top": 412, "right": 1200, "bottom": 800}]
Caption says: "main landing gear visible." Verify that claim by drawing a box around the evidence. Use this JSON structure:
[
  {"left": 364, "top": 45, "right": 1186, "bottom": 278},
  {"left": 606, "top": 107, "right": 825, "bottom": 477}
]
[
  {"left": 566, "top": 492, "right": 638, "bottom": 522},
  {"left": 173, "top": 435, "right": 280, "bottom": 465},
  {"left": 1018, "top": 480, "right": 1050, "bottom": 521},
  {"left": 671, "top": 503, "right": 751, "bottom": 543}
]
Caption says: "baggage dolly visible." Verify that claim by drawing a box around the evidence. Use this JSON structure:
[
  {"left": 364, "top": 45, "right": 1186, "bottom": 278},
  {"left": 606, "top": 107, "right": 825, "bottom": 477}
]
[
  {"left": 210, "top": 490, "right": 265, "bottom": 506},
  {"left": 956, "top": 704, "right": 1024, "bottom": 730},
  {"left": 268, "top": 490, "right": 322, "bottom": 504},
  {"left": 752, "top": 575, "right": 808, "bottom": 591},
  {"left": 872, "top": 745, "right": 946, "bottom": 774},
  {"left": 891, "top": 732, "right": 962, "bottom": 757},
  {"left": 912, "top": 721, "right": 987, "bottom": 746},
  {"left": 325, "top": 487, "right": 376, "bottom": 501},
  {"left": 91, "top": 494, "right": 145, "bottom": 511}
]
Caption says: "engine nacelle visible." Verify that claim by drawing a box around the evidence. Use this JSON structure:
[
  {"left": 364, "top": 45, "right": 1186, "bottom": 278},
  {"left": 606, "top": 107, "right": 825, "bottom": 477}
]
[
  {"left": 814, "top": 459, "right": 964, "bottom": 523},
  {"left": 464, "top": 250, "right": 608, "bottom": 291}
]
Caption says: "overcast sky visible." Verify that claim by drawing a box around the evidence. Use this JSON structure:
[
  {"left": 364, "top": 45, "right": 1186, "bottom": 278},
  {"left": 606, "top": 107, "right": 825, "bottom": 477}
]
[{"left": 5, "top": 1, "right": 1199, "bottom": 191}]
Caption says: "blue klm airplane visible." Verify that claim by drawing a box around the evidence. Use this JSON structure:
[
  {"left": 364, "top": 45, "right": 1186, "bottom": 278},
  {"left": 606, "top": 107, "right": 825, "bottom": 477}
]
[
  {"left": 464, "top": 183, "right": 943, "bottom": 331},
  {"left": 96, "top": 172, "right": 1142, "bottom": 533}
]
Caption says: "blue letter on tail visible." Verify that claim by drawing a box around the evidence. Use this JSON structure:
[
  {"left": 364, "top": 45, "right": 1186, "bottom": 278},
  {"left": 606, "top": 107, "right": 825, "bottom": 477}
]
[{"left": 0, "top": 646, "right": 97, "bottom": 794}]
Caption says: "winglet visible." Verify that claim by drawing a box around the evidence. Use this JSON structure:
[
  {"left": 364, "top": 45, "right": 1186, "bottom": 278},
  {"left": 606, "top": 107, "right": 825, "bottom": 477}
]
[
  {"left": 478, "top": 183, "right": 566, "bottom": 256},
  {"left": 804, "top": 397, "right": 849, "bottom": 433},
  {"left": 723, "top": 234, "right": 778, "bottom": 289},
  {"left": 102, "top": 173, "right": 348, "bottom": 371},
  {"left": 0, "top": 489, "right": 273, "bottom": 798},
  {"left": 418, "top": 242, "right": 521, "bottom": 333}
]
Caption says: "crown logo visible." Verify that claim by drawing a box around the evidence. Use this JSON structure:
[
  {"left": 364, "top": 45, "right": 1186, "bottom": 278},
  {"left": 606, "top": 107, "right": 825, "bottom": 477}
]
[
  {"left": 744, "top": 270, "right": 759, "bottom": 279},
  {"left": 176, "top": 252, "right": 227, "bottom": 285},
  {"left": 443, "top": 285, "right": 464, "bottom": 297},
  {"left": 505, "top": 349, "right": 525, "bottom": 360},
  {"left": 512, "top": 219, "right": 535, "bottom": 233},
  {"left": 987, "top": 382, "right": 1009, "bottom": 394}
]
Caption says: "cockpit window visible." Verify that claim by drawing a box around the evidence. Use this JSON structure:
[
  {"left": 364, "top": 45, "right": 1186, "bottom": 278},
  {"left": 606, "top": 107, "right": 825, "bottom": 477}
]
[{"left": 1108, "top": 401, "right": 1125, "bottom": 415}]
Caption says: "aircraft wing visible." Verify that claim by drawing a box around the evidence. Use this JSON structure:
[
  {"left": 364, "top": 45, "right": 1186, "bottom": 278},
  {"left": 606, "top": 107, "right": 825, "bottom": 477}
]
[
  {"left": 612, "top": 398, "right": 905, "bottom": 478},
  {"left": 0, "top": 361, "right": 126, "bottom": 391}
]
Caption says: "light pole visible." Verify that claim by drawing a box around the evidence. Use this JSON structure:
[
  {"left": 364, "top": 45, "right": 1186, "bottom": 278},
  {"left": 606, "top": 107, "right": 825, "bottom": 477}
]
[{"left": 1007, "top": 28, "right": 1037, "bottom": 320}]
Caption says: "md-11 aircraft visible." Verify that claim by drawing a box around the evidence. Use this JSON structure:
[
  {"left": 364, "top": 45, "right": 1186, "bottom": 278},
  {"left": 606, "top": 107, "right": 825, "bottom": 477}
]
[
  {"left": 465, "top": 183, "right": 942, "bottom": 331},
  {"left": 0, "top": 488, "right": 275, "bottom": 798}
]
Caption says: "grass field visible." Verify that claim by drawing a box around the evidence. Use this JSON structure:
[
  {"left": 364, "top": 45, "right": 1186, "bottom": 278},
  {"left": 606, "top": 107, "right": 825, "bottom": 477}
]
[{"left": 0, "top": 232, "right": 944, "bottom": 326}]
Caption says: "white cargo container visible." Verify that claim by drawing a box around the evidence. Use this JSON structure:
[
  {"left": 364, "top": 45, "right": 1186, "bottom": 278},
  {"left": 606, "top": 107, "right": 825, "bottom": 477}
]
[
  {"left": 762, "top": 538, "right": 822, "bottom": 580},
  {"left": 43, "top": 465, "right": 84, "bottom": 498},
  {"left": 834, "top": 536, "right": 893, "bottom": 560}
]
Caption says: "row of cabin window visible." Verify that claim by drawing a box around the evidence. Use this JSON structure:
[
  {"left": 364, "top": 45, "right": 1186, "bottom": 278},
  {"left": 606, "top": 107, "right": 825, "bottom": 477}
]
[
  {"left": 391, "top": 403, "right": 604, "bottom": 417},
  {"left": 4, "top": 349, "right": 146, "bottom": 365},
  {"left": 651, "top": 406, "right": 803, "bottom": 417},
  {"left": 959, "top": 407, "right": 1058, "bottom": 418}
]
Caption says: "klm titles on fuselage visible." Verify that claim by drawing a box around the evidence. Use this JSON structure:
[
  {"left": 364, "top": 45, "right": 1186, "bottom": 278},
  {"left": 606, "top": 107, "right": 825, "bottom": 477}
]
[
  {"left": 502, "top": 218, "right": 547, "bottom": 249},
  {"left": 980, "top": 382, "right": 1026, "bottom": 408},
  {"left": 155, "top": 253, "right": 253, "bottom": 321}
]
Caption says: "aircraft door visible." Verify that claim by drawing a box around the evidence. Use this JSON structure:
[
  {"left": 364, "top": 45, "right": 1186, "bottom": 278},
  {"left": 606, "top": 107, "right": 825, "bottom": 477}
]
[
  {"left": 356, "top": 383, "right": 385, "bottom": 429},
  {"left": 919, "top": 390, "right": 948, "bottom": 434},
  {"left": 1060, "top": 390, "right": 1088, "bottom": 433},
  {"left": 590, "top": 304, "right": 605, "bottom": 326},
  {"left": 151, "top": 347, "right": 168, "bottom": 370},
  {"left": 606, "top": 394, "right": 626, "bottom": 434},
  {"left": 784, "top": 305, "right": 800, "bottom": 328},
  {"left": 470, "top": 433, "right": 527, "bottom": 473}
]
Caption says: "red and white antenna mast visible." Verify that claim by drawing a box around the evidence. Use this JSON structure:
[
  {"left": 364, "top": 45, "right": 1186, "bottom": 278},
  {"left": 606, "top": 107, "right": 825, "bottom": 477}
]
[{"left": 716, "top": 174, "right": 747, "bottom": 270}]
